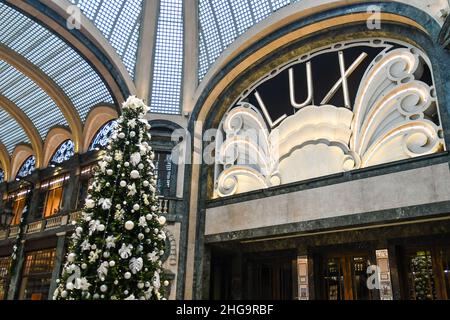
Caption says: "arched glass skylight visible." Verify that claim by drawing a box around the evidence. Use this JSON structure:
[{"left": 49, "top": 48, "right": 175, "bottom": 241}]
[
  {"left": 89, "top": 120, "right": 118, "bottom": 151},
  {"left": 0, "top": 168, "right": 4, "bottom": 184},
  {"left": 0, "top": 109, "right": 30, "bottom": 154},
  {"left": 198, "top": 0, "right": 299, "bottom": 80},
  {"left": 150, "top": 0, "right": 184, "bottom": 114},
  {"left": 68, "top": 0, "right": 144, "bottom": 78},
  {"left": 50, "top": 140, "right": 75, "bottom": 166},
  {"left": 0, "top": 61, "right": 67, "bottom": 137},
  {"left": 17, "top": 156, "right": 36, "bottom": 179},
  {"left": 0, "top": 4, "right": 114, "bottom": 122},
  {"left": 0, "top": 2, "right": 114, "bottom": 154}
]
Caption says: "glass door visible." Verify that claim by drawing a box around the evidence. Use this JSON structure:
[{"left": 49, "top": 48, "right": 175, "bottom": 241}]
[
  {"left": 323, "top": 257, "right": 345, "bottom": 300},
  {"left": 246, "top": 252, "right": 294, "bottom": 300},
  {"left": 403, "top": 246, "right": 450, "bottom": 300},
  {"left": 321, "top": 253, "right": 373, "bottom": 300}
]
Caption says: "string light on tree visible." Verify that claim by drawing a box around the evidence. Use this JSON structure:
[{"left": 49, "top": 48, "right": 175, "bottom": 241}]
[{"left": 53, "top": 96, "right": 168, "bottom": 300}]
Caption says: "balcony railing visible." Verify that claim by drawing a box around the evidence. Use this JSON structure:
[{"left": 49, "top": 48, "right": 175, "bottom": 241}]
[
  {"left": 8, "top": 226, "right": 19, "bottom": 238},
  {"left": 0, "top": 229, "right": 7, "bottom": 240},
  {"left": 157, "top": 198, "right": 170, "bottom": 214},
  {"left": 0, "top": 197, "right": 175, "bottom": 241},
  {"left": 26, "top": 221, "right": 43, "bottom": 234}
]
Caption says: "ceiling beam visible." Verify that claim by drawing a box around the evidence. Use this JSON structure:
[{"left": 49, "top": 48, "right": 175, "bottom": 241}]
[
  {"left": 0, "top": 43, "right": 83, "bottom": 153},
  {"left": 0, "top": 94, "right": 44, "bottom": 168}
]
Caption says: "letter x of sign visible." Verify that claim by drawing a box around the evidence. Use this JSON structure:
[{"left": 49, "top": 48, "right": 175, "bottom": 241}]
[{"left": 255, "top": 51, "right": 368, "bottom": 129}]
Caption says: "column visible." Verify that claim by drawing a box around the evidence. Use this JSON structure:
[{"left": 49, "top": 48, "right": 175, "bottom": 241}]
[
  {"left": 47, "top": 232, "right": 67, "bottom": 300},
  {"left": 297, "top": 255, "right": 310, "bottom": 300},
  {"left": 134, "top": 0, "right": 160, "bottom": 103},
  {"left": 7, "top": 239, "right": 25, "bottom": 300},
  {"left": 387, "top": 244, "right": 402, "bottom": 300},
  {"left": 182, "top": 0, "right": 199, "bottom": 115}
]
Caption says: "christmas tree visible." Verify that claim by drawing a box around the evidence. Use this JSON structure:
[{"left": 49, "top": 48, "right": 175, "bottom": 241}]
[{"left": 53, "top": 96, "right": 168, "bottom": 300}]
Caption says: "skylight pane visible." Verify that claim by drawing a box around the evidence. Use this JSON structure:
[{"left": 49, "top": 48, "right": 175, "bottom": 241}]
[
  {"left": 71, "top": 0, "right": 144, "bottom": 78},
  {"left": 0, "top": 109, "right": 29, "bottom": 154},
  {"left": 0, "top": 2, "right": 114, "bottom": 155},
  {"left": 198, "top": 0, "right": 299, "bottom": 80},
  {"left": 150, "top": 0, "right": 184, "bottom": 114}
]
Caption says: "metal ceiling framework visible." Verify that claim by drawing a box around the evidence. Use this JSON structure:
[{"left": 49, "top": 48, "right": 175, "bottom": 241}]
[
  {"left": 67, "top": 0, "right": 144, "bottom": 79},
  {"left": 198, "top": 0, "right": 300, "bottom": 80},
  {"left": 0, "top": 1, "right": 121, "bottom": 179}
]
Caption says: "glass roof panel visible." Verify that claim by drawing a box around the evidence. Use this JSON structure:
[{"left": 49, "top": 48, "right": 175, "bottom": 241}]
[
  {"left": 69, "top": 0, "right": 144, "bottom": 78},
  {"left": 0, "top": 60, "right": 67, "bottom": 137},
  {"left": 198, "top": 0, "right": 299, "bottom": 80},
  {"left": 0, "top": 2, "right": 114, "bottom": 155},
  {"left": 0, "top": 109, "right": 29, "bottom": 154},
  {"left": 150, "top": 0, "right": 184, "bottom": 114}
]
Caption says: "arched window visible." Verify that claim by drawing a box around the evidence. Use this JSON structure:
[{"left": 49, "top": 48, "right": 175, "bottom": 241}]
[
  {"left": 0, "top": 168, "right": 4, "bottom": 183},
  {"left": 89, "top": 120, "right": 118, "bottom": 151},
  {"left": 50, "top": 140, "right": 75, "bottom": 166},
  {"left": 17, "top": 156, "right": 36, "bottom": 179}
]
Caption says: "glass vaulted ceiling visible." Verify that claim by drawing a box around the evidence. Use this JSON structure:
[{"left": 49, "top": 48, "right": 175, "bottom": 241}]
[
  {"left": 0, "top": 2, "right": 113, "bottom": 153},
  {"left": 69, "top": 0, "right": 144, "bottom": 79},
  {"left": 150, "top": 0, "right": 184, "bottom": 114},
  {"left": 198, "top": 0, "right": 300, "bottom": 80}
]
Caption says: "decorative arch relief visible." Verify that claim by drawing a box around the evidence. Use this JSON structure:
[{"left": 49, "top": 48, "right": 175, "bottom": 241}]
[{"left": 214, "top": 39, "right": 445, "bottom": 198}]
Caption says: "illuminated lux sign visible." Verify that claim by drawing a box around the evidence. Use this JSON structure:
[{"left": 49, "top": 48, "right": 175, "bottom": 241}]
[{"left": 214, "top": 39, "right": 445, "bottom": 198}]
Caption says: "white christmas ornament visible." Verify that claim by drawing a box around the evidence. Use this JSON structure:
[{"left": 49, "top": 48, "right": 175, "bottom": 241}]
[
  {"left": 68, "top": 253, "right": 76, "bottom": 262},
  {"left": 127, "top": 183, "right": 137, "bottom": 196},
  {"left": 158, "top": 216, "right": 166, "bottom": 226},
  {"left": 120, "top": 181, "right": 127, "bottom": 187},
  {"left": 130, "top": 152, "right": 141, "bottom": 166},
  {"left": 125, "top": 221, "right": 135, "bottom": 230},
  {"left": 107, "top": 169, "right": 113, "bottom": 176},
  {"left": 119, "top": 243, "right": 133, "bottom": 259},
  {"left": 85, "top": 199, "right": 95, "bottom": 209},
  {"left": 118, "top": 132, "right": 126, "bottom": 139},
  {"left": 109, "top": 260, "right": 116, "bottom": 267},
  {"left": 130, "top": 257, "right": 144, "bottom": 274},
  {"left": 98, "top": 224, "right": 105, "bottom": 232},
  {"left": 130, "top": 170, "right": 140, "bottom": 179},
  {"left": 106, "top": 236, "right": 116, "bottom": 249},
  {"left": 99, "top": 198, "right": 112, "bottom": 210},
  {"left": 124, "top": 272, "right": 132, "bottom": 279},
  {"left": 100, "top": 285, "right": 108, "bottom": 293}
]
